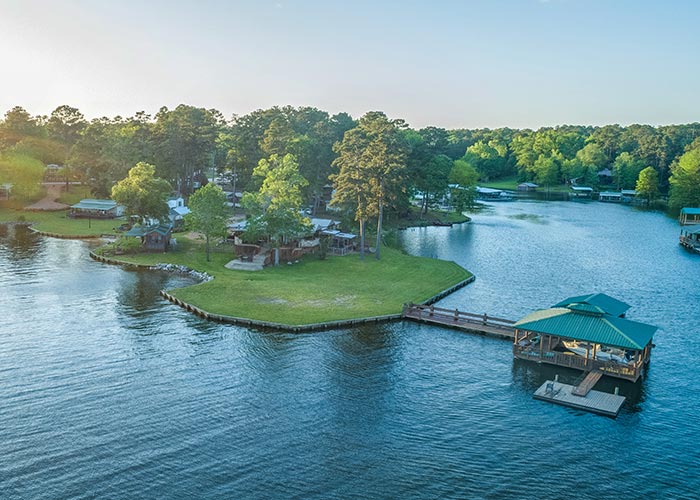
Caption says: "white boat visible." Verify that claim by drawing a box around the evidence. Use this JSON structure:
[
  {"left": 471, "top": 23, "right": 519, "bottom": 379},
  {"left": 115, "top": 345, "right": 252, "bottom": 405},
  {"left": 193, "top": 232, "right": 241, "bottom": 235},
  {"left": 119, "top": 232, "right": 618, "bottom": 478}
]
[{"left": 562, "top": 340, "right": 629, "bottom": 364}]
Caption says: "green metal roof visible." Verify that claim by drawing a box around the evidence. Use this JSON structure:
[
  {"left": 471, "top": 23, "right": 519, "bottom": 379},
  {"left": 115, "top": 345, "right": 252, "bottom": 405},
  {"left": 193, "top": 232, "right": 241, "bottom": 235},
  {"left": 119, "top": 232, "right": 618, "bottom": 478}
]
[
  {"left": 125, "top": 223, "right": 172, "bottom": 237},
  {"left": 680, "top": 208, "right": 700, "bottom": 215},
  {"left": 514, "top": 307, "right": 657, "bottom": 350},
  {"left": 71, "top": 199, "right": 118, "bottom": 210},
  {"left": 552, "top": 293, "right": 630, "bottom": 317}
]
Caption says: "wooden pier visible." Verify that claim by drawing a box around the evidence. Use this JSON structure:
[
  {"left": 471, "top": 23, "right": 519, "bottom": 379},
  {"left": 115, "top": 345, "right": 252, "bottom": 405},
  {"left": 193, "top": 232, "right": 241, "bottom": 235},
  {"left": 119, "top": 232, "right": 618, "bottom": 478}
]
[
  {"left": 402, "top": 303, "right": 515, "bottom": 339},
  {"left": 533, "top": 378, "right": 625, "bottom": 418}
]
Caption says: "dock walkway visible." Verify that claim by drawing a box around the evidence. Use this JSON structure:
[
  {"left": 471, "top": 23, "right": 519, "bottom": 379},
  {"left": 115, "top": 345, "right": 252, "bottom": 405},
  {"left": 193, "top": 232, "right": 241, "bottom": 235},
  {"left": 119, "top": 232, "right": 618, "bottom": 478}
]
[
  {"left": 571, "top": 371, "right": 603, "bottom": 396},
  {"left": 402, "top": 304, "right": 515, "bottom": 339}
]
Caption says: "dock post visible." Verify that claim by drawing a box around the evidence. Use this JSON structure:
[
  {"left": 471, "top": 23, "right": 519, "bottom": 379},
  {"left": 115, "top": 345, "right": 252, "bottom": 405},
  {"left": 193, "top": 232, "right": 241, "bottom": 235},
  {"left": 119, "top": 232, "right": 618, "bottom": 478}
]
[
  {"left": 482, "top": 313, "right": 487, "bottom": 325},
  {"left": 554, "top": 374, "right": 559, "bottom": 382},
  {"left": 614, "top": 387, "right": 619, "bottom": 395},
  {"left": 454, "top": 309, "right": 459, "bottom": 321},
  {"left": 429, "top": 305, "right": 434, "bottom": 316}
]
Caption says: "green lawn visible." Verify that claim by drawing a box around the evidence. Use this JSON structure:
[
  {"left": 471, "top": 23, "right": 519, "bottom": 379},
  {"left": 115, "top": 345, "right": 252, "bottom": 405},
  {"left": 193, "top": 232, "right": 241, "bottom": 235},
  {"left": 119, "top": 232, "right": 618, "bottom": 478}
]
[
  {"left": 0, "top": 208, "right": 121, "bottom": 236},
  {"left": 57, "top": 185, "right": 92, "bottom": 205},
  {"left": 113, "top": 237, "right": 471, "bottom": 325}
]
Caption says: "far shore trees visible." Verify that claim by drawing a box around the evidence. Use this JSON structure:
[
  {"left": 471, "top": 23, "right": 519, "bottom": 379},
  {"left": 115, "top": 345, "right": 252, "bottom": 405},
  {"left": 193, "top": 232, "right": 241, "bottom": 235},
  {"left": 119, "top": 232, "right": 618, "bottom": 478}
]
[
  {"left": 242, "top": 154, "right": 311, "bottom": 266},
  {"left": 331, "top": 111, "right": 409, "bottom": 260},
  {"left": 186, "top": 183, "right": 229, "bottom": 262},
  {"left": 111, "top": 162, "right": 172, "bottom": 223},
  {"left": 636, "top": 166, "right": 659, "bottom": 206},
  {"left": 669, "top": 146, "right": 700, "bottom": 210}
]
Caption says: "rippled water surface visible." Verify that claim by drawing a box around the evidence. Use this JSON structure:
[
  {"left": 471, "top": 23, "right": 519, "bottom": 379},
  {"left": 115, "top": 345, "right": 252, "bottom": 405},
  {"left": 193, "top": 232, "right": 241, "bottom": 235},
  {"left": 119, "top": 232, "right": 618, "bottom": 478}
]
[{"left": 1, "top": 202, "right": 698, "bottom": 499}]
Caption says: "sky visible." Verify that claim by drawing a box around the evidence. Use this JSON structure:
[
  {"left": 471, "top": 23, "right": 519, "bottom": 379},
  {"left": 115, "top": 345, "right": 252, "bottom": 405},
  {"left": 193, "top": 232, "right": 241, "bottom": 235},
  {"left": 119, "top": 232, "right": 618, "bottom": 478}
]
[{"left": 0, "top": 0, "right": 699, "bottom": 129}]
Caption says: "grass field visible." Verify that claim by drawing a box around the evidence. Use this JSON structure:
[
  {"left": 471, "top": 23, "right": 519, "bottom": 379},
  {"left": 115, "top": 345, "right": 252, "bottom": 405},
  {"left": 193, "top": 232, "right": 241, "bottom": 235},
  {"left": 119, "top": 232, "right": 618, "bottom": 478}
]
[
  {"left": 113, "top": 236, "right": 472, "bottom": 325},
  {"left": 0, "top": 208, "right": 121, "bottom": 236}
]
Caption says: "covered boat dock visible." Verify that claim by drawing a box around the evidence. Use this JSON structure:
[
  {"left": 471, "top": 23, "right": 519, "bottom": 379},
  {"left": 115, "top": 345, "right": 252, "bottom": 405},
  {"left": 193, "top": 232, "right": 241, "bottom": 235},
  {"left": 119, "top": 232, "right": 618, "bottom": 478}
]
[{"left": 512, "top": 293, "right": 657, "bottom": 382}]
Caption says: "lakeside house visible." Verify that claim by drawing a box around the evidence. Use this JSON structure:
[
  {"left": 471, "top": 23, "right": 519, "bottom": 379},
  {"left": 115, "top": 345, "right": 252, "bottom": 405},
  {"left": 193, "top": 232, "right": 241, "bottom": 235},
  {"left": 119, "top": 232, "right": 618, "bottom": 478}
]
[
  {"left": 512, "top": 293, "right": 657, "bottom": 382},
  {"left": 124, "top": 223, "right": 173, "bottom": 252},
  {"left": 69, "top": 199, "right": 125, "bottom": 219},
  {"left": 597, "top": 168, "right": 613, "bottom": 185},
  {"left": 679, "top": 207, "right": 700, "bottom": 226}
]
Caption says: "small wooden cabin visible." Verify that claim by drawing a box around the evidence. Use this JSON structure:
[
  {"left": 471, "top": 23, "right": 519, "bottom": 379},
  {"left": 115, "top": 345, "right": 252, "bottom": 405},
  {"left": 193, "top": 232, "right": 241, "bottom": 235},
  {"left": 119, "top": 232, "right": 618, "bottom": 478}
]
[
  {"left": 513, "top": 293, "right": 657, "bottom": 382},
  {"left": 679, "top": 208, "right": 700, "bottom": 226},
  {"left": 125, "top": 223, "right": 173, "bottom": 252}
]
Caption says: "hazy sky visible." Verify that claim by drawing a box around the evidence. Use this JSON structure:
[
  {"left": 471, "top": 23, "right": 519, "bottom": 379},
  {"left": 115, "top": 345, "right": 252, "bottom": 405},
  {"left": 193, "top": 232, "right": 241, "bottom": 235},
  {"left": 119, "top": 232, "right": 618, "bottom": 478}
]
[{"left": 0, "top": 0, "right": 698, "bottom": 129}]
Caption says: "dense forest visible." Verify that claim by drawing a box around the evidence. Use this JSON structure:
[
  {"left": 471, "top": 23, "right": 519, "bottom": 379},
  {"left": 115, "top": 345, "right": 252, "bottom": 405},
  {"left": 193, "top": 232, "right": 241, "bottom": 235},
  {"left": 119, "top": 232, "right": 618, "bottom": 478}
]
[{"left": 1, "top": 104, "right": 700, "bottom": 216}]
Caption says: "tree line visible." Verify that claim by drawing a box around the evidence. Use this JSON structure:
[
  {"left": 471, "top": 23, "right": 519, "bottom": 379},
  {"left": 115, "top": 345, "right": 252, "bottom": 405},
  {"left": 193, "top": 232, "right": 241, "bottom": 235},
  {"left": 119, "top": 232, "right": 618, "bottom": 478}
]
[{"left": 2, "top": 104, "right": 700, "bottom": 221}]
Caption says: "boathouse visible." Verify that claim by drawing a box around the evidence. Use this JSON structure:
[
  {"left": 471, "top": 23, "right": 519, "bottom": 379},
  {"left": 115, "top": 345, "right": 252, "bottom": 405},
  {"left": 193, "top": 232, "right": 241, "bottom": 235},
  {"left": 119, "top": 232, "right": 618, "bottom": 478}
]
[
  {"left": 69, "top": 199, "right": 124, "bottom": 219},
  {"left": 599, "top": 191, "right": 622, "bottom": 202},
  {"left": 679, "top": 207, "right": 700, "bottom": 226},
  {"left": 513, "top": 293, "right": 657, "bottom": 382},
  {"left": 517, "top": 182, "right": 538, "bottom": 192},
  {"left": 125, "top": 223, "right": 173, "bottom": 252},
  {"left": 570, "top": 186, "right": 594, "bottom": 198},
  {"left": 680, "top": 225, "right": 700, "bottom": 254}
]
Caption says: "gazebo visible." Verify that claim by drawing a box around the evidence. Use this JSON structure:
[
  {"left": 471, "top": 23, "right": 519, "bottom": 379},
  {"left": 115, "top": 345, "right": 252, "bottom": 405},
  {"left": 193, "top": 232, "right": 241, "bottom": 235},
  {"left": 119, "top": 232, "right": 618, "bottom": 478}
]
[
  {"left": 513, "top": 293, "right": 657, "bottom": 382},
  {"left": 125, "top": 223, "right": 173, "bottom": 252}
]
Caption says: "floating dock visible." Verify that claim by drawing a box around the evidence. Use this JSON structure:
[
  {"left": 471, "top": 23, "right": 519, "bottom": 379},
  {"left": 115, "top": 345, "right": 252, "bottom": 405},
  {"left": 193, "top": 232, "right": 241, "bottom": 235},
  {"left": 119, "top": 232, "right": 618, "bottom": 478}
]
[{"left": 533, "top": 379, "right": 626, "bottom": 418}]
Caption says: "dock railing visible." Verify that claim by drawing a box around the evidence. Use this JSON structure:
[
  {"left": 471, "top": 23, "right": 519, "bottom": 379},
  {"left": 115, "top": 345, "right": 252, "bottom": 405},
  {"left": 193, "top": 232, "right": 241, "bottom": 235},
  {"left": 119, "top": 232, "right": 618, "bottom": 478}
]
[{"left": 403, "top": 303, "right": 516, "bottom": 333}]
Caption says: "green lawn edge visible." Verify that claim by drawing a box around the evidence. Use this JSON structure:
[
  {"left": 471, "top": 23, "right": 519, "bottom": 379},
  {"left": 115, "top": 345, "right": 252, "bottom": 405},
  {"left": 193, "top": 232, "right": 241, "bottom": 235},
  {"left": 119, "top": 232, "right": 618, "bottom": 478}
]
[
  {"left": 0, "top": 208, "right": 121, "bottom": 237},
  {"left": 110, "top": 241, "right": 472, "bottom": 326}
]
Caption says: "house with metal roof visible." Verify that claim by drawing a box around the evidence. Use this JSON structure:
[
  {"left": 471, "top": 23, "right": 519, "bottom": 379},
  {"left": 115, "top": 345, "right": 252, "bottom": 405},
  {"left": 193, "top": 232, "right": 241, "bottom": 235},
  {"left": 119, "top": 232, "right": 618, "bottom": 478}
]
[
  {"left": 513, "top": 294, "right": 657, "bottom": 381},
  {"left": 125, "top": 223, "right": 173, "bottom": 252},
  {"left": 679, "top": 207, "right": 700, "bottom": 226},
  {"left": 69, "top": 199, "right": 125, "bottom": 219}
]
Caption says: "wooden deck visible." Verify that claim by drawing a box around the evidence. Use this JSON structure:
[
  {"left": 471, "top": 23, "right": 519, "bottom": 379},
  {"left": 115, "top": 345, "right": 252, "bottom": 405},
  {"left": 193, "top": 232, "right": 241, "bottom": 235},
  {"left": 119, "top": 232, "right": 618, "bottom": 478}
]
[
  {"left": 402, "top": 304, "right": 515, "bottom": 339},
  {"left": 533, "top": 380, "right": 626, "bottom": 418},
  {"left": 571, "top": 371, "right": 603, "bottom": 396}
]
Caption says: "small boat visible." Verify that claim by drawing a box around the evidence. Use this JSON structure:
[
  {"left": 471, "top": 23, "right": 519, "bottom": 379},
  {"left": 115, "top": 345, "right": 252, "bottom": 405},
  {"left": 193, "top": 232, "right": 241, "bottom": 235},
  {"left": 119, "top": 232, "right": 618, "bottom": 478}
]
[{"left": 563, "top": 340, "right": 629, "bottom": 363}]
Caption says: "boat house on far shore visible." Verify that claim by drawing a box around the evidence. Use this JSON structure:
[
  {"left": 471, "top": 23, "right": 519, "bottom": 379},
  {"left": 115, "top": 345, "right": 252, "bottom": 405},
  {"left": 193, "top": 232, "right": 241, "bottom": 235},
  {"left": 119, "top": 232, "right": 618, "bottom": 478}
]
[{"left": 513, "top": 293, "right": 657, "bottom": 382}]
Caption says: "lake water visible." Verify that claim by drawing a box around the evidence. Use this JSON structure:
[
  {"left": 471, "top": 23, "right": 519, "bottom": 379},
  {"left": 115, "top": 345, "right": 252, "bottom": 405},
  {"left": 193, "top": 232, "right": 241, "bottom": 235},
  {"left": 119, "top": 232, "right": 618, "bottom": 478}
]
[{"left": 1, "top": 201, "right": 698, "bottom": 500}]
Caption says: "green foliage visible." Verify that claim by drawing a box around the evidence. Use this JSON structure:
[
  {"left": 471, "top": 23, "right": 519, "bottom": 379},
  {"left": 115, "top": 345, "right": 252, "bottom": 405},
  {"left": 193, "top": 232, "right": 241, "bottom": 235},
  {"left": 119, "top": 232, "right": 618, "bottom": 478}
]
[
  {"left": 449, "top": 159, "right": 478, "bottom": 211},
  {"left": 613, "top": 152, "right": 645, "bottom": 189},
  {"left": 242, "top": 154, "right": 311, "bottom": 255},
  {"left": 636, "top": 166, "right": 659, "bottom": 205},
  {"left": 669, "top": 147, "right": 700, "bottom": 210},
  {"left": 185, "top": 183, "right": 229, "bottom": 261},
  {"left": 331, "top": 111, "right": 410, "bottom": 259},
  {"left": 0, "top": 154, "right": 45, "bottom": 201},
  {"left": 111, "top": 162, "right": 172, "bottom": 222}
]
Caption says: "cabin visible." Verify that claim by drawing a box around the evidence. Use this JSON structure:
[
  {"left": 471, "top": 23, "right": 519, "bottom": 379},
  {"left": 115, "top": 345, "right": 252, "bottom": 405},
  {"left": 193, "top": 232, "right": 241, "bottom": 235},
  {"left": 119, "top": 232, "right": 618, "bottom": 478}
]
[
  {"left": 69, "top": 199, "right": 125, "bottom": 219},
  {"left": 597, "top": 168, "right": 613, "bottom": 185},
  {"left": 517, "top": 182, "right": 538, "bottom": 192},
  {"left": 679, "top": 207, "right": 700, "bottom": 226},
  {"left": 124, "top": 223, "right": 173, "bottom": 252},
  {"left": 512, "top": 293, "right": 657, "bottom": 382},
  {"left": 679, "top": 225, "right": 700, "bottom": 254},
  {"left": 570, "top": 186, "right": 594, "bottom": 198},
  {"left": 598, "top": 191, "right": 622, "bottom": 202}
]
